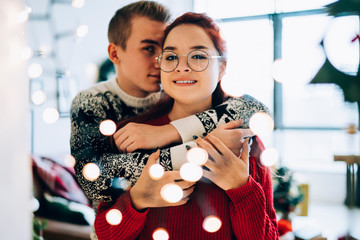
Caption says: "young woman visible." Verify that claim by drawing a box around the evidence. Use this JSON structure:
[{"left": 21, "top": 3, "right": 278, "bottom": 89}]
[{"left": 95, "top": 13, "right": 279, "bottom": 240}]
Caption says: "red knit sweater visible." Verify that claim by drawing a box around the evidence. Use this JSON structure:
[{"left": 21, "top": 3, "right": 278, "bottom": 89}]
[{"left": 95, "top": 115, "right": 279, "bottom": 240}]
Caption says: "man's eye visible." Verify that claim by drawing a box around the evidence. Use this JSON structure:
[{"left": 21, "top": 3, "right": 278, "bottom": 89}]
[{"left": 143, "top": 46, "right": 155, "bottom": 55}]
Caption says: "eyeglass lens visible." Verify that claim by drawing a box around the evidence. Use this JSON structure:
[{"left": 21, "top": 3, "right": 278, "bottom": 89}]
[{"left": 158, "top": 50, "right": 210, "bottom": 72}]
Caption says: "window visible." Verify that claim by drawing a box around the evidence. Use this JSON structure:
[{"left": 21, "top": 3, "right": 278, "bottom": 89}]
[{"left": 195, "top": 0, "right": 359, "bottom": 171}]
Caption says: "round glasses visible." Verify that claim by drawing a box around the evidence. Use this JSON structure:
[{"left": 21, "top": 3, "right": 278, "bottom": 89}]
[{"left": 156, "top": 49, "right": 222, "bottom": 72}]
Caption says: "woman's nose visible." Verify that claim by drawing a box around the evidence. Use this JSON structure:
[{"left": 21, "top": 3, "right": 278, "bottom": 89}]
[{"left": 176, "top": 56, "right": 190, "bottom": 72}]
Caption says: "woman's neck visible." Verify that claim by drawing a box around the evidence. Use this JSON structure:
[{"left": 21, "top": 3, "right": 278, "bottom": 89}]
[{"left": 168, "top": 100, "right": 212, "bottom": 121}]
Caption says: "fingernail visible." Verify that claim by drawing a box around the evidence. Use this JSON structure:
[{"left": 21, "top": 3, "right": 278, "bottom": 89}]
[
  {"left": 193, "top": 135, "right": 198, "bottom": 140},
  {"left": 185, "top": 145, "right": 191, "bottom": 150},
  {"left": 248, "top": 137, "right": 253, "bottom": 145},
  {"left": 202, "top": 132, "right": 207, "bottom": 137},
  {"left": 153, "top": 147, "right": 159, "bottom": 153}
]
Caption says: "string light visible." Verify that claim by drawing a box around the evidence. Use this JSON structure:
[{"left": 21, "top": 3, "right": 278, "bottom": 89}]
[
  {"left": 160, "top": 183, "right": 183, "bottom": 203},
  {"left": 152, "top": 228, "right": 169, "bottom": 240},
  {"left": 42, "top": 107, "right": 59, "bottom": 124},
  {"left": 76, "top": 25, "right": 88, "bottom": 38},
  {"left": 249, "top": 112, "right": 274, "bottom": 137},
  {"left": 71, "top": 0, "right": 85, "bottom": 8},
  {"left": 64, "top": 155, "right": 76, "bottom": 168},
  {"left": 180, "top": 163, "right": 203, "bottom": 182},
  {"left": 82, "top": 163, "right": 100, "bottom": 181},
  {"left": 105, "top": 209, "right": 122, "bottom": 226},
  {"left": 31, "top": 90, "right": 46, "bottom": 105},
  {"left": 149, "top": 163, "right": 164, "bottom": 180},
  {"left": 99, "top": 119, "right": 116, "bottom": 136},
  {"left": 27, "top": 63, "right": 43, "bottom": 78},
  {"left": 202, "top": 215, "right": 222, "bottom": 233},
  {"left": 260, "top": 147, "right": 279, "bottom": 166},
  {"left": 186, "top": 147, "right": 208, "bottom": 165}
]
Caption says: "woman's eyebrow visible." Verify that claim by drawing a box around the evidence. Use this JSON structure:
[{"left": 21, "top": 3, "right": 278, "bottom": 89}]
[{"left": 163, "top": 45, "right": 209, "bottom": 51}]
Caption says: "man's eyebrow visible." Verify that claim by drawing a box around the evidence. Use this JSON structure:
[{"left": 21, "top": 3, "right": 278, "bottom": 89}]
[
  {"left": 140, "top": 39, "right": 161, "bottom": 46},
  {"left": 163, "top": 45, "right": 208, "bottom": 51}
]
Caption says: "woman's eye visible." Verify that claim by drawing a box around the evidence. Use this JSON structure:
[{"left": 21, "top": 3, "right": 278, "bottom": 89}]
[
  {"left": 165, "top": 55, "right": 178, "bottom": 61},
  {"left": 192, "top": 54, "right": 207, "bottom": 59}
]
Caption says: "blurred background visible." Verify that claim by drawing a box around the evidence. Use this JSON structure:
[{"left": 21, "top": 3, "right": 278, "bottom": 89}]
[{"left": 1, "top": 0, "right": 359, "bottom": 239}]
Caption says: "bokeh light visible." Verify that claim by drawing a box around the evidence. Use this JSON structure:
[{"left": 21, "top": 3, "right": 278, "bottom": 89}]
[
  {"left": 31, "top": 90, "right": 46, "bottom": 105},
  {"left": 149, "top": 163, "right": 164, "bottom": 180},
  {"left": 202, "top": 215, "right": 222, "bottom": 233},
  {"left": 180, "top": 163, "right": 203, "bottom": 182},
  {"left": 99, "top": 119, "right": 116, "bottom": 136},
  {"left": 186, "top": 147, "right": 208, "bottom": 165},
  {"left": 271, "top": 58, "right": 293, "bottom": 83},
  {"left": 76, "top": 25, "right": 88, "bottom": 38},
  {"left": 72, "top": 0, "right": 85, "bottom": 8},
  {"left": 249, "top": 112, "right": 274, "bottom": 137},
  {"left": 64, "top": 155, "right": 76, "bottom": 168},
  {"left": 160, "top": 183, "right": 183, "bottom": 203},
  {"left": 22, "top": 47, "right": 33, "bottom": 60},
  {"left": 260, "top": 147, "right": 279, "bottom": 166},
  {"left": 152, "top": 228, "right": 169, "bottom": 240},
  {"left": 27, "top": 63, "right": 43, "bottom": 78},
  {"left": 42, "top": 108, "right": 59, "bottom": 124},
  {"left": 82, "top": 163, "right": 100, "bottom": 181},
  {"left": 105, "top": 209, "right": 122, "bottom": 226},
  {"left": 220, "top": 76, "right": 245, "bottom": 97}
]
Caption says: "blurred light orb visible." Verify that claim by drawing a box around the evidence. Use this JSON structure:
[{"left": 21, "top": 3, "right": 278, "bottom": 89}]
[
  {"left": 180, "top": 163, "right": 203, "bottom": 182},
  {"left": 72, "top": 0, "right": 85, "bottom": 8},
  {"left": 31, "top": 90, "right": 46, "bottom": 105},
  {"left": 160, "top": 183, "right": 183, "bottom": 203},
  {"left": 76, "top": 25, "right": 88, "bottom": 38},
  {"left": 220, "top": 77, "right": 244, "bottom": 97},
  {"left": 260, "top": 148, "right": 279, "bottom": 166},
  {"left": 186, "top": 147, "right": 208, "bottom": 165},
  {"left": 99, "top": 120, "right": 116, "bottom": 136},
  {"left": 22, "top": 47, "right": 33, "bottom": 60},
  {"left": 82, "top": 163, "right": 100, "bottom": 181},
  {"left": 152, "top": 228, "right": 169, "bottom": 240},
  {"left": 111, "top": 177, "right": 131, "bottom": 190},
  {"left": 64, "top": 155, "right": 76, "bottom": 168},
  {"left": 203, "top": 215, "right": 222, "bottom": 233},
  {"left": 17, "top": 9, "right": 29, "bottom": 23},
  {"left": 42, "top": 108, "right": 59, "bottom": 124},
  {"left": 105, "top": 209, "right": 122, "bottom": 226},
  {"left": 149, "top": 163, "right": 164, "bottom": 180},
  {"left": 27, "top": 63, "right": 43, "bottom": 78},
  {"left": 249, "top": 112, "right": 274, "bottom": 136}
]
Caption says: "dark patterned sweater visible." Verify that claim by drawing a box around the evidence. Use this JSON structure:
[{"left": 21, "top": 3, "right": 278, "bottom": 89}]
[{"left": 70, "top": 78, "right": 271, "bottom": 203}]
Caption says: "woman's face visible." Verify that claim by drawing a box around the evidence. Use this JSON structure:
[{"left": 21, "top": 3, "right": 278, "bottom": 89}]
[{"left": 160, "top": 24, "right": 225, "bottom": 108}]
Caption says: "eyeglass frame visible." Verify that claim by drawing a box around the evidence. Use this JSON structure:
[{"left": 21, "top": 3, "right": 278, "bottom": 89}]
[{"left": 155, "top": 49, "right": 223, "bottom": 73}]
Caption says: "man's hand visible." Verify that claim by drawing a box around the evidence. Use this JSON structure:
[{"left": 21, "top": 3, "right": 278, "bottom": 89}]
[
  {"left": 129, "top": 150, "right": 195, "bottom": 211},
  {"left": 209, "top": 120, "right": 253, "bottom": 157},
  {"left": 196, "top": 135, "right": 250, "bottom": 191},
  {"left": 114, "top": 123, "right": 181, "bottom": 153}
]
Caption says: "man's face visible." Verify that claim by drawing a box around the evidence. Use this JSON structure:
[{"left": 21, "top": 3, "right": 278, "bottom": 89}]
[{"left": 116, "top": 16, "right": 167, "bottom": 98}]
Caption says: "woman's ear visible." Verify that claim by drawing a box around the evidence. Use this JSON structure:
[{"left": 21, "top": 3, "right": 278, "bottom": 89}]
[
  {"left": 108, "top": 43, "right": 121, "bottom": 64},
  {"left": 218, "top": 61, "right": 227, "bottom": 81}
]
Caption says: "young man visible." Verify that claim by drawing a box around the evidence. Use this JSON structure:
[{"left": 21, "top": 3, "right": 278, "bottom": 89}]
[{"left": 70, "top": 1, "right": 270, "bottom": 208}]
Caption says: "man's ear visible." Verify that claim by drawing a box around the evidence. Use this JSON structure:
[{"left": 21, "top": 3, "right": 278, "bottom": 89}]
[
  {"left": 218, "top": 61, "right": 227, "bottom": 81},
  {"left": 108, "top": 43, "right": 121, "bottom": 64}
]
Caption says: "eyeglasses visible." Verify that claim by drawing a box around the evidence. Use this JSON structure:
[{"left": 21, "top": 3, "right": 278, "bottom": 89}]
[{"left": 156, "top": 49, "right": 222, "bottom": 72}]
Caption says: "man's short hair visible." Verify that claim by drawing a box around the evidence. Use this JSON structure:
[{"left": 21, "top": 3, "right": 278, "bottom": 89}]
[{"left": 108, "top": 1, "right": 171, "bottom": 50}]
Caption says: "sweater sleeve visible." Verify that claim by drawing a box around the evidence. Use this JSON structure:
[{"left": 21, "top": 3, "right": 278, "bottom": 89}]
[
  {"left": 225, "top": 162, "right": 279, "bottom": 240},
  {"left": 171, "top": 95, "right": 272, "bottom": 143},
  {"left": 94, "top": 191, "right": 148, "bottom": 240}
]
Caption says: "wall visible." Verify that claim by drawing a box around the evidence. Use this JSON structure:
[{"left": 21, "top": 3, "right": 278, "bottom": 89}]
[{"left": 0, "top": 0, "right": 32, "bottom": 239}]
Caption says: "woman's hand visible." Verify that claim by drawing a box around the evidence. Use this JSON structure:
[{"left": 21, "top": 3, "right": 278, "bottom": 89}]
[
  {"left": 209, "top": 120, "right": 254, "bottom": 157},
  {"left": 195, "top": 134, "right": 250, "bottom": 191},
  {"left": 129, "top": 150, "right": 195, "bottom": 211},
  {"left": 114, "top": 123, "right": 181, "bottom": 153}
]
